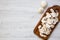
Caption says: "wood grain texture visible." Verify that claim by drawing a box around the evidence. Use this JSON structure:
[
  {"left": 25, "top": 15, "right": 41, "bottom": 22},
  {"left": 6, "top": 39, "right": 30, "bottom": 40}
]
[{"left": 0, "top": 0, "right": 60, "bottom": 40}]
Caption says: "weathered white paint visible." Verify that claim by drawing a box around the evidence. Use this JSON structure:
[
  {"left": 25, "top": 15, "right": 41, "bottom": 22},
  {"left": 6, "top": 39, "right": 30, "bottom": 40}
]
[{"left": 0, "top": 0, "right": 60, "bottom": 40}]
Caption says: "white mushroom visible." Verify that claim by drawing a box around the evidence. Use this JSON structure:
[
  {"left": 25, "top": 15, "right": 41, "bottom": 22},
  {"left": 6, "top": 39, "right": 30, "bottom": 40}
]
[
  {"left": 46, "top": 12, "right": 51, "bottom": 18},
  {"left": 39, "top": 25, "right": 46, "bottom": 34},
  {"left": 38, "top": 25, "right": 42, "bottom": 29},
  {"left": 50, "top": 24, "right": 54, "bottom": 28},
  {"left": 41, "top": 17, "right": 47, "bottom": 24},
  {"left": 50, "top": 9, "right": 59, "bottom": 17},
  {"left": 47, "top": 18, "right": 53, "bottom": 24},
  {"left": 38, "top": 7, "right": 44, "bottom": 13},
  {"left": 46, "top": 23, "right": 51, "bottom": 28},
  {"left": 40, "top": 1, "right": 48, "bottom": 8},
  {"left": 40, "top": 33, "right": 47, "bottom": 37},
  {"left": 53, "top": 18, "right": 58, "bottom": 24},
  {"left": 45, "top": 28, "right": 51, "bottom": 35},
  {"left": 50, "top": 9, "right": 55, "bottom": 13}
]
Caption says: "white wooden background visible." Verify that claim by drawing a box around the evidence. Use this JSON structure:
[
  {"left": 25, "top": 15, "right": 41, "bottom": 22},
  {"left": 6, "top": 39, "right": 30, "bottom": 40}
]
[{"left": 0, "top": 0, "right": 60, "bottom": 40}]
